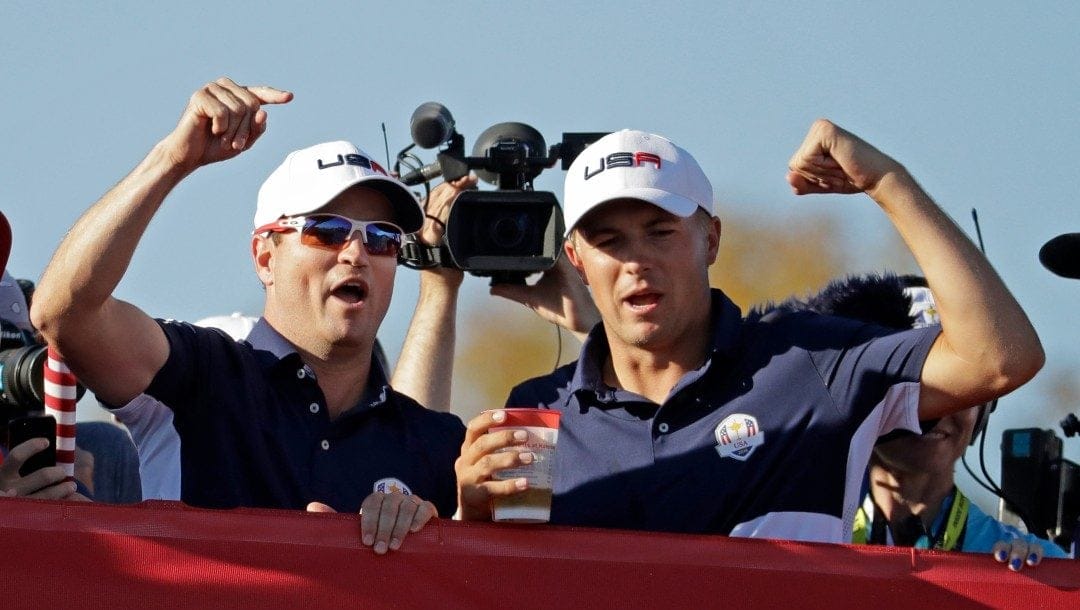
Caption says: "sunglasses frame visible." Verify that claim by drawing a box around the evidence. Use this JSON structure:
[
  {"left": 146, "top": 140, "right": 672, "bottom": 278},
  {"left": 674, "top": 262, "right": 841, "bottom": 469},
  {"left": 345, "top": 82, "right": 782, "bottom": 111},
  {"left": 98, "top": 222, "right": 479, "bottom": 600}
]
[{"left": 254, "top": 214, "right": 404, "bottom": 256}]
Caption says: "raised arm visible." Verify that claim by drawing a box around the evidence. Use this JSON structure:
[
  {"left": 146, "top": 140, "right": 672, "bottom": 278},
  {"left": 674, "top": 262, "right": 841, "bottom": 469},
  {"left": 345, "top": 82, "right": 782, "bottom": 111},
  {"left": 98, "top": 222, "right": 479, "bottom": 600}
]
[
  {"left": 391, "top": 176, "right": 474, "bottom": 411},
  {"left": 787, "top": 119, "right": 1044, "bottom": 420},
  {"left": 392, "top": 175, "right": 601, "bottom": 410},
  {"left": 30, "top": 78, "right": 292, "bottom": 406}
]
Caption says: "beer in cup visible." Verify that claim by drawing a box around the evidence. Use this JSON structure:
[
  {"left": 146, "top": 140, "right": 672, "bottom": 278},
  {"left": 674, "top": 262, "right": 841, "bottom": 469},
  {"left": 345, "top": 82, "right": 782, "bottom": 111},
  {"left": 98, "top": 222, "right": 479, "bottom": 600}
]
[{"left": 487, "top": 408, "right": 561, "bottom": 523}]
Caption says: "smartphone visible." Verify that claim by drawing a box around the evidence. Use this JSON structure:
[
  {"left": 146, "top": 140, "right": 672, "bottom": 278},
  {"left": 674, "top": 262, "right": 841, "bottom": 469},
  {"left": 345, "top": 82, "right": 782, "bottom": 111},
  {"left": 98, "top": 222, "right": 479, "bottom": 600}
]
[{"left": 5, "top": 414, "right": 57, "bottom": 477}]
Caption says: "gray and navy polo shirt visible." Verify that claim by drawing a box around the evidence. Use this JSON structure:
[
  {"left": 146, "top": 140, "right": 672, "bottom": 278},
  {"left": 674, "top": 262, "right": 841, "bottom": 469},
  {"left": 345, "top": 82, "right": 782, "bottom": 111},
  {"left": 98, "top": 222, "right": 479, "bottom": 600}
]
[
  {"left": 144, "top": 318, "right": 464, "bottom": 515},
  {"left": 506, "top": 289, "right": 940, "bottom": 543}
]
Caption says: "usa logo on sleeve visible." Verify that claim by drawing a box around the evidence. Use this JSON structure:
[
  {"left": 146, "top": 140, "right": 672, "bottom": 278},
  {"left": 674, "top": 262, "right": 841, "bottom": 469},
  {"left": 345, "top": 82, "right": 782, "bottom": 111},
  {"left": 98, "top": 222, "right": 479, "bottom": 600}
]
[{"left": 714, "top": 414, "right": 765, "bottom": 461}]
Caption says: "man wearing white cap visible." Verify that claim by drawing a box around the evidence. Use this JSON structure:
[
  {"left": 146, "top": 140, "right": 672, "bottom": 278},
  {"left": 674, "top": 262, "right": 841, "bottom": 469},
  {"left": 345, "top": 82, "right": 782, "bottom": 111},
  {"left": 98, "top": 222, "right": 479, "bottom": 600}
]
[
  {"left": 31, "top": 78, "right": 464, "bottom": 554},
  {"left": 455, "top": 121, "right": 1044, "bottom": 543}
]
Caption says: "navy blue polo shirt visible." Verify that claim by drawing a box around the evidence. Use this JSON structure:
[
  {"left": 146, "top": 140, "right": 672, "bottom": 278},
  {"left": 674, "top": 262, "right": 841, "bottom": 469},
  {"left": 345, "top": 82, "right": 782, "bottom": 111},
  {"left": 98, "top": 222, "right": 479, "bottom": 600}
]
[
  {"left": 143, "top": 318, "right": 464, "bottom": 516},
  {"left": 506, "top": 289, "right": 940, "bottom": 543}
]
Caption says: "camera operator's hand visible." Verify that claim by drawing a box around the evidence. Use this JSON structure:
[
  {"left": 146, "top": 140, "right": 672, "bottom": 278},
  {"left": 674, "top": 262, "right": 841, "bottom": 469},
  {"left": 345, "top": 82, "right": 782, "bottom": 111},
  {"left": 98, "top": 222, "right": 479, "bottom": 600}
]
[
  {"left": 160, "top": 77, "right": 293, "bottom": 175},
  {"left": 306, "top": 491, "right": 438, "bottom": 555},
  {"left": 420, "top": 174, "right": 476, "bottom": 243},
  {"left": 992, "top": 538, "right": 1047, "bottom": 572},
  {"left": 0, "top": 438, "right": 87, "bottom": 501},
  {"left": 419, "top": 174, "right": 478, "bottom": 260},
  {"left": 491, "top": 255, "right": 600, "bottom": 342}
]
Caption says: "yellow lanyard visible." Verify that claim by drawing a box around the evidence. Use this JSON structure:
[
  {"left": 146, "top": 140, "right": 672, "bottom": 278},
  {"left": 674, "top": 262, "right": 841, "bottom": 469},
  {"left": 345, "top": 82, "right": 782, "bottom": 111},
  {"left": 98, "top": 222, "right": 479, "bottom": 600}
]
[{"left": 853, "top": 488, "right": 969, "bottom": 551}]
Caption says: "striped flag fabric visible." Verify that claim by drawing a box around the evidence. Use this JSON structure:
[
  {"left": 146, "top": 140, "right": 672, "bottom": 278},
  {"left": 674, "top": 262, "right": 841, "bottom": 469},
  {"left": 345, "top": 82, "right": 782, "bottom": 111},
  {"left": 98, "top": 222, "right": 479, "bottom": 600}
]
[{"left": 43, "top": 346, "right": 77, "bottom": 482}]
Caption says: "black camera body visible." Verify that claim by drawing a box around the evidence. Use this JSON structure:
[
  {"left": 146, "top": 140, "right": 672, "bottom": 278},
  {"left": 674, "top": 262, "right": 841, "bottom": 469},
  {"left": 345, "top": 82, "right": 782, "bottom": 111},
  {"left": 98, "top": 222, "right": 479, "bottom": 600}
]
[
  {"left": 1000, "top": 427, "right": 1079, "bottom": 553},
  {"left": 444, "top": 189, "right": 563, "bottom": 280},
  {"left": 396, "top": 102, "right": 606, "bottom": 284}
]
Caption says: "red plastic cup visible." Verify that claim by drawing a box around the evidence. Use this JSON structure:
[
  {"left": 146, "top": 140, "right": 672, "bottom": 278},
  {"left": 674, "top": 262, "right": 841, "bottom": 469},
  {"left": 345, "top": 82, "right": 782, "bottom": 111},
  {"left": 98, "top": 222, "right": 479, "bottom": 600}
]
[{"left": 486, "top": 408, "right": 561, "bottom": 523}]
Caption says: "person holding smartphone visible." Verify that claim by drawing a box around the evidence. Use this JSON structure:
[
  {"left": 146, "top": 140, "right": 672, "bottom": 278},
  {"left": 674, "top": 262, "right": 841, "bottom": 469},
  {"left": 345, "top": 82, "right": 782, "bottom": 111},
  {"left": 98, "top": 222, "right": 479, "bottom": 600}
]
[
  {"left": 0, "top": 213, "right": 84, "bottom": 501},
  {"left": 0, "top": 433, "right": 82, "bottom": 500}
]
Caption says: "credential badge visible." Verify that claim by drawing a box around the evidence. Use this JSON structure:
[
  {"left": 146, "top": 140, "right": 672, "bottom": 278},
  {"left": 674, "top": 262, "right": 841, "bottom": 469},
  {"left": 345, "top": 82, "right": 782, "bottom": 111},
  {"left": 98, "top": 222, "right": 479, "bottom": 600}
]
[{"left": 714, "top": 413, "right": 764, "bottom": 461}]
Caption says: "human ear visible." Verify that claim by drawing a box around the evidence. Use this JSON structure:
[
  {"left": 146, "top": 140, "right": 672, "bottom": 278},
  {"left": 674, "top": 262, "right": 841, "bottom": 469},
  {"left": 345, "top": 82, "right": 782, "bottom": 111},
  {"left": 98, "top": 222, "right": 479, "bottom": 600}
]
[
  {"left": 564, "top": 235, "right": 589, "bottom": 286},
  {"left": 252, "top": 236, "right": 274, "bottom": 286}
]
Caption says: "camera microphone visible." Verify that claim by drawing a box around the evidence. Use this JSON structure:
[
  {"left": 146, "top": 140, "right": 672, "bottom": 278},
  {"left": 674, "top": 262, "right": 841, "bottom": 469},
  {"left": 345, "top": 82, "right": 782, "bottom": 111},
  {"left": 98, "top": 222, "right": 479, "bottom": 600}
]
[
  {"left": 1039, "top": 233, "right": 1080, "bottom": 279},
  {"left": 410, "top": 102, "right": 456, "bottom": 149},
  {"left": 399, "top": 161, "right": 444, "bottom": 186}
]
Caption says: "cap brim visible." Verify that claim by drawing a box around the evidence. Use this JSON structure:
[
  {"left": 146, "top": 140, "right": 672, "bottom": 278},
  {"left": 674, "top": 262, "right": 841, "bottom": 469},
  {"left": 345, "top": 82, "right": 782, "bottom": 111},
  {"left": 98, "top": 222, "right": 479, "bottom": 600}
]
[
  {"left": 567, "top": 187, "right": 702, "bottom": 236},
  {"left": 302, "top": 176, "right": 423, "bottom": 234},
  {"left": 356, "top": 177, "right": 424, "bottom": 234}
]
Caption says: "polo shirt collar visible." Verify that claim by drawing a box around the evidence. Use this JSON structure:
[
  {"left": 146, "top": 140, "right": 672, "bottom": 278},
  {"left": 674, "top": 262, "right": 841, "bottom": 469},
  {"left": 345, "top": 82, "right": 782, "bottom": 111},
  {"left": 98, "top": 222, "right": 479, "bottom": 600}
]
[
  {"left": 571, "top": 289, "right": 744, "bottom": 398},
  {"left": 245, "top": 317, "right": 393, "bottom": 413},
  {"left": 246, "top": 317, "right": 296, "bottom": 358}
]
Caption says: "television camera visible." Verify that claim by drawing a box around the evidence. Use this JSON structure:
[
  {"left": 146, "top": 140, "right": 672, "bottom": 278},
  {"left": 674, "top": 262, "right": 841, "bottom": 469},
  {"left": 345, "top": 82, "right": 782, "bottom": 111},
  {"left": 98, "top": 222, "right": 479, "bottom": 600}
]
[
  {"left": 999, "top": 417, "right": 1080, "bottom": 554},
  {"left": 394, "top": 102, "right": 606, "bottom": 285}
]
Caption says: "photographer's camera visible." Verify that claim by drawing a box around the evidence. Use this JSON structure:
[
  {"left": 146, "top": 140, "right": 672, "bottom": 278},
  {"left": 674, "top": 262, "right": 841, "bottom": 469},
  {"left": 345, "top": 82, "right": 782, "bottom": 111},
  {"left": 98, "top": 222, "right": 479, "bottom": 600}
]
[{"left": 0, "top": 317, "right": 48, "bottom": 412}]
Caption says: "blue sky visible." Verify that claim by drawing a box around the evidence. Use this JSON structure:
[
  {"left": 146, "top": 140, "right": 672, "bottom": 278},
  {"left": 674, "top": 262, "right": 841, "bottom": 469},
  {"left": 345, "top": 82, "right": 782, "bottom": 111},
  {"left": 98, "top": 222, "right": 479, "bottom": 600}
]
[{"left": 4, "top": 2, "right": 1079, "bottom": 514}]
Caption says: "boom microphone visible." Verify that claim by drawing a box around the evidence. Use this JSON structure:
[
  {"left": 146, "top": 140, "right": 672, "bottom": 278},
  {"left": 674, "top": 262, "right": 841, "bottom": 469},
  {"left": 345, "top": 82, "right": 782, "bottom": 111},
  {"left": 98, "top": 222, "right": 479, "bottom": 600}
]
[
  {"left": 1039, "top": 233, "right": 1080, "bottom": 279},
  {"left": 409, "top": 102, "right": 455, "bottom": 149}
]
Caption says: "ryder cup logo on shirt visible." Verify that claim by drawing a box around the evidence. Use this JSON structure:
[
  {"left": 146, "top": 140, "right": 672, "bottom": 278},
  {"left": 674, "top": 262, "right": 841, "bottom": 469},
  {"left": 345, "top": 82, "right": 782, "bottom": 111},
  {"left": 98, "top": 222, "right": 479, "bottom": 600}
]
[
  {"left": 373, "top": 477, "right": 413, "bottom": 495},
  {"left": 714, "top": 414, "right": 765, "bottom": 461},
  {"left": 903, "top": 285, "right": 940, "bottom": 328}
]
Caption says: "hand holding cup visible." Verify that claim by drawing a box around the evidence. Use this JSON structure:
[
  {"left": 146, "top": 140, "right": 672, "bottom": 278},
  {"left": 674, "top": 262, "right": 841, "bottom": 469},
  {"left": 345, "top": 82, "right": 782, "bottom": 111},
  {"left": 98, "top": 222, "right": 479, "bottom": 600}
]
[{"left": 455, "top": 408, "right": 561, "bottom": 523}]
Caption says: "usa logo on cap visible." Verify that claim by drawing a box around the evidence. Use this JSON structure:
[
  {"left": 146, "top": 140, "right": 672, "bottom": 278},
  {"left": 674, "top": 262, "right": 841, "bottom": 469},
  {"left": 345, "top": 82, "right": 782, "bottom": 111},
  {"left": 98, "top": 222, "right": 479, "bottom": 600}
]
[{"left": 714, "top": 413, "right": 765, "bottom": 461}]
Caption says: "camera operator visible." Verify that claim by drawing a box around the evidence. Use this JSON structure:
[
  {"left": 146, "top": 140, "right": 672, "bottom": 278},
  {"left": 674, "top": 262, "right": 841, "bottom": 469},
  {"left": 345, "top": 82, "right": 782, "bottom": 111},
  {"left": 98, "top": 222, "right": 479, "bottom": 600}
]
[
  {"left": 30, "top": 78, "right": 464, "bottom": 555},
  {"left": 452, "top": 123, "right": 1044, "bottom": 543}
]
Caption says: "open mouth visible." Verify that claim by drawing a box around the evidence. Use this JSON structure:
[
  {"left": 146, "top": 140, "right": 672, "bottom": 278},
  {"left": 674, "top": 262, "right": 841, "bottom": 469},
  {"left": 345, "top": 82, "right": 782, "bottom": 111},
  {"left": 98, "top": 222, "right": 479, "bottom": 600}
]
[
  {"left": 625, "top": 292, "right": 661, "bottom": 310},
  {"left": 331, "top": 281, "right": 369, "bottom": 304}
]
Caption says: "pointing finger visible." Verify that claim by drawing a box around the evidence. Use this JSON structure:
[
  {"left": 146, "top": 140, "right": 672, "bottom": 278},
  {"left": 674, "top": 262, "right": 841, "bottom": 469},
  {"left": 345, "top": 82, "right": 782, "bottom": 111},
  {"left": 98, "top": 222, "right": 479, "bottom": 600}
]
[{"left": 246, "top": 85, "right": 294, "bottom": 105}]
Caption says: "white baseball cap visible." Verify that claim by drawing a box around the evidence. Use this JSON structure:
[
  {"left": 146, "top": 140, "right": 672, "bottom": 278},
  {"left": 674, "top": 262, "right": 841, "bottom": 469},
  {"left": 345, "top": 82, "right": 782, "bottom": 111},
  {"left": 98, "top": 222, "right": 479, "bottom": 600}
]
[
  {"left": 254, "top": 141, "right": 424, "bottom": 233},
  {"left": 903, "top": 285, "right": 940, "bottom": 328},
  {"left": 562, "top": 129, "right": 714, "bottom": 235},
  {"left": 194, "top": 312, "right": 258, "bottom": 341}
]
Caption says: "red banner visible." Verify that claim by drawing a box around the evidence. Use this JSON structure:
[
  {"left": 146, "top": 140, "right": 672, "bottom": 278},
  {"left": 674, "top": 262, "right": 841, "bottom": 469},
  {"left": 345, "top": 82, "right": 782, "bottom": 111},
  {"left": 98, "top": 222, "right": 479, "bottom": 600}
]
[{"left": 1, "top": 497, "right": 1077, "bottom": 608}]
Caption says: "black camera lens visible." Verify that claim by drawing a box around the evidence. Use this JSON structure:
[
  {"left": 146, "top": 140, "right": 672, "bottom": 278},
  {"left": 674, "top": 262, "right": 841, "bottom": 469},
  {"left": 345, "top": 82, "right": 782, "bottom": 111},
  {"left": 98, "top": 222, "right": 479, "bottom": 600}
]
[
  {"left": 0, "top": 343, "right": 48, "bottom": 411},
  {"left": 488, "top": 213, "right": 531, "bottom": 251},
  {"left": 443, "top": 189, "right": 565, "bottom": 281},
  {"left": 0, "top": 318, "right": 86, "bottom": 414}
]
